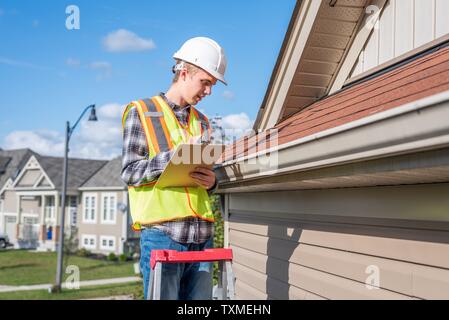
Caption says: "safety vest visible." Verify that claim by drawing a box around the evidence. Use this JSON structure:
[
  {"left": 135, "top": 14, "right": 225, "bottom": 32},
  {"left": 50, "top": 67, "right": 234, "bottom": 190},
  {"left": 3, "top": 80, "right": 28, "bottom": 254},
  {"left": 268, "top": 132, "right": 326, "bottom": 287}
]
[{"left": 122, "top": 95, "right": 215, "bottom": 231}]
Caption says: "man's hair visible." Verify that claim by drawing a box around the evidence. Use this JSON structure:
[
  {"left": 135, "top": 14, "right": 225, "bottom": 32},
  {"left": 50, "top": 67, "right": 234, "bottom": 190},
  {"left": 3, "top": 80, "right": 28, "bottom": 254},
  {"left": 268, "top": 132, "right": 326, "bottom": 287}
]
[{"left": 172, "top": 59, "right": 199, "bottom": 83}]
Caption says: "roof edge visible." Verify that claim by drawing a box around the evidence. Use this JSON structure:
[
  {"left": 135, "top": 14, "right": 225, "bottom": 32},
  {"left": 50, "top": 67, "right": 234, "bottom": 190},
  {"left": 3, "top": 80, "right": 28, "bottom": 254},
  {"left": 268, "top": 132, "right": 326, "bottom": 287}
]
[{"left": 217, "top": 90, "right": 449, "bottom": 186}]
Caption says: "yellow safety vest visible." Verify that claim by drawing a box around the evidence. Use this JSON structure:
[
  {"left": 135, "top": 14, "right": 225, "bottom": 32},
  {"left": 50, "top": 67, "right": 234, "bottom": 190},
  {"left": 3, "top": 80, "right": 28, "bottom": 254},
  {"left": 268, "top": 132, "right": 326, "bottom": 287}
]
[{"left": 122, "top": 95, "right": 215, "bottom": 231}]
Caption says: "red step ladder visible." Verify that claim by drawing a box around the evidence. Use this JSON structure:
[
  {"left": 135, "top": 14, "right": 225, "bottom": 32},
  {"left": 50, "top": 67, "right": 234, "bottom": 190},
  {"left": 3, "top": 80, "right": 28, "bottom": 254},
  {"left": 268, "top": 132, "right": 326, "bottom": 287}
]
[{"left": 147, "top": 248, "right": 235, "bottom": 300}]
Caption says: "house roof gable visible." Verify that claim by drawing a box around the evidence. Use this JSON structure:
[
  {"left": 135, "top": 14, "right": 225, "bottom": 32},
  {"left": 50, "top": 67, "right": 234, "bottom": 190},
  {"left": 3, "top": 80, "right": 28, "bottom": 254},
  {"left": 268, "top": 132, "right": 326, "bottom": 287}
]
[{"left": 254, "top": 0, "right": 377, "bottom": 130}]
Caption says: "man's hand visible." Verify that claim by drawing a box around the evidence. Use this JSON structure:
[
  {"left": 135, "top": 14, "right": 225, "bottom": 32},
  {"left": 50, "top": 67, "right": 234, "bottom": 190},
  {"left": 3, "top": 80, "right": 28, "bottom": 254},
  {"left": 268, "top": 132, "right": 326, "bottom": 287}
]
[{"left": 190, "top": 167, "right": 216, "bottom": 189}]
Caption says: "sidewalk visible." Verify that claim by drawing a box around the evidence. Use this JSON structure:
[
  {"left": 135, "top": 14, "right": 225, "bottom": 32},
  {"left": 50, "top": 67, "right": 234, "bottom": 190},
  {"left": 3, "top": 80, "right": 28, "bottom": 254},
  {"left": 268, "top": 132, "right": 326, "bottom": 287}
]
[{"left": 0, "top": 276, "right": 141, "bottom": 293}]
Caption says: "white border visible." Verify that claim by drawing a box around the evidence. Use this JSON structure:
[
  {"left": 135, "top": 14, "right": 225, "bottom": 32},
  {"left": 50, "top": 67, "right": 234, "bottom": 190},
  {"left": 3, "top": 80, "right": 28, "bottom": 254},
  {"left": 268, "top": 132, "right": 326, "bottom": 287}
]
[
  {"left": 99, "top": 235, "right": 116, "bottom": 251},
  {"left": 100, "top": 192, "right": 117, "bottom": 225},
  {"left": 81, "top": 234, "right": 96, "bottom": 250},
  {"left": 82, "top": 193, "right": 97, "bottom": 224}
]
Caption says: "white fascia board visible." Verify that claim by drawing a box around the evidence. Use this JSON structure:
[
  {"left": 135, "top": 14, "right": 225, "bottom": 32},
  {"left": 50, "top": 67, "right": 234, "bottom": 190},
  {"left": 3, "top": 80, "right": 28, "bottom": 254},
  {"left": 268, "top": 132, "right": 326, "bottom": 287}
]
[
  {"left": 219, "top": 90, "right": 449, "bottom": 184},
  {"left": 0, "top": 178, "right": 13, "bottom": 196},
  {"left": 16, "top": 191, "right": 58, "bottom": 197},
  {"left": 78, "top": 186, "right": 126, "bottom": 191}
]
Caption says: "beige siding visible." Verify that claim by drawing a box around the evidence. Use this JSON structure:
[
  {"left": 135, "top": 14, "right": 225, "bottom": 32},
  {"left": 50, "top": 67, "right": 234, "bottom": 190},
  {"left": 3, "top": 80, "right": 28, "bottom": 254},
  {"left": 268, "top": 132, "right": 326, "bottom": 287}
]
[
  {"left": 3, "top": 190, "right": 17, "bottom": 213},
  {"left": 16, "top": 170, "right": 41, "bottom": 187},
  {"left": 78, "top": 191, "right": 125, "bottom": 255},
  {"left": 350, "top": 0, "right": 449, "bottom": 78},
  {"left": 227, "top": 185, "right": 449, "bottom": 300},
  {"left": 20, "top": 198, "right": 40, "bottom": 215},
  {"left": 229, "top": 184, "right": 449, "bottom": 225}
]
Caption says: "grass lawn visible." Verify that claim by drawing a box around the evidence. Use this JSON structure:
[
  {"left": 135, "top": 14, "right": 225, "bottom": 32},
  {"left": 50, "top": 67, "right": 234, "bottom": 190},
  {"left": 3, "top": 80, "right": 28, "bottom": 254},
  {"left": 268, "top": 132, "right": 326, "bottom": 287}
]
[
  {"left": 0, "top": 282, "right": 144, "bottom": 300},
  {"left": 0, "top": 250, "right": 138, "bottom": 286}
]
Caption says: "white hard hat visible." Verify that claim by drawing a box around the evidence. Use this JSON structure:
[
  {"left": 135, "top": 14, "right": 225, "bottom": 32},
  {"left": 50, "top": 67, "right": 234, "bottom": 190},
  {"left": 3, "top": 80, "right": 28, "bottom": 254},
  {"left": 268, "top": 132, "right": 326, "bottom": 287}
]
[{"left": 173, "top": 37, "right": 227, "bottom": 85}]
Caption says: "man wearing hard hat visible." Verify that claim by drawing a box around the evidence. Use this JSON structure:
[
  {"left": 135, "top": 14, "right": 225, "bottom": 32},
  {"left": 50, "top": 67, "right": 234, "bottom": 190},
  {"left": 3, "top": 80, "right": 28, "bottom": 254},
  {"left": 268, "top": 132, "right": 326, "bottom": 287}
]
[{"left": 121, "top": 37, "right": 227, "bottom": 300}]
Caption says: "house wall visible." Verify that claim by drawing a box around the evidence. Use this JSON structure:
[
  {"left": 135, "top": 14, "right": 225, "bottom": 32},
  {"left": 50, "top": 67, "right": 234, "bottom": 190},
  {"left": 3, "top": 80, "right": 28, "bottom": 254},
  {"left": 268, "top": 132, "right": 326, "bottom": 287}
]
[
  {"left": 78, "top": 190, "right": 126, "bottom": 255},
  {"left": 226, "top": 183, "right": 449, "bottom": 300},
  {"left": 16, "top": 169, "right": 41, "bottom": 187},
  {"left": 350, "top": 0, "right": 449, "bottom": 78},
  {"left": 20, "top": 198, "right": 40, "bottom": 215},
  {"left": 2, "top": 190, "right": 16, "bottom": 213}
]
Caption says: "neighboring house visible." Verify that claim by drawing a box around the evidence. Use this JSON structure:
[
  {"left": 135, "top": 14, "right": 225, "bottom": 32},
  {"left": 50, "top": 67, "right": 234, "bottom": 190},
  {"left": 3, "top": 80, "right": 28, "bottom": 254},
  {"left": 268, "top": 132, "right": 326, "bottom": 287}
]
[
  {"left": 216, "top": 0, "right": 449, "bottom": 299},
  {"left": 0, "top": 152, "right": 106, "bottom": 250},
  {"left": 78, "top": 157, "right": 138, "bottom": 255},
  {"left": 0, "top": 149, "right": 37, "bottom": 246},
  {"left": 0, "top": 150, "right": 136, "bottom": 255}
]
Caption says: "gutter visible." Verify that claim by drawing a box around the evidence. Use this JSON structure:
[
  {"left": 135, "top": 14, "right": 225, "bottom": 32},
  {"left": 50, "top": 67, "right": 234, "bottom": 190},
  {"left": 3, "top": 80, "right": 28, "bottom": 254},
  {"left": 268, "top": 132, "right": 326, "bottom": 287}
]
[{"left": 217, "top": 89, "right": 449, "bottom": 184}]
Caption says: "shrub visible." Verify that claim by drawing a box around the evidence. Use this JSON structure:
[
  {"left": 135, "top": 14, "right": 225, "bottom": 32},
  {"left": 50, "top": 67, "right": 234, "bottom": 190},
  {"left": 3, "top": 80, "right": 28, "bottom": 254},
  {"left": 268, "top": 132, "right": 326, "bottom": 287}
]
[
  {"left": 210, "top": 195, "right": 224, "bottom": 286},
  {"left": 76, "top": 248, "right": 91, "bottom": 257},
  {"left": 119, "top": 254, "right": 128, "bottom": 262},
  {"left": 107, "top": 252, "right": 118, "bottom": 262}
]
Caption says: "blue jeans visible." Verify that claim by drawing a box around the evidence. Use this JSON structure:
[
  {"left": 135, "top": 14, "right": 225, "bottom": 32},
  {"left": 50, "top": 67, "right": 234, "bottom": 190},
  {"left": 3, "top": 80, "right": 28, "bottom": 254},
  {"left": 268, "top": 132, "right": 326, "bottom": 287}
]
[{"left": 140, "top": 227, "right": 213, "bottom": 300}]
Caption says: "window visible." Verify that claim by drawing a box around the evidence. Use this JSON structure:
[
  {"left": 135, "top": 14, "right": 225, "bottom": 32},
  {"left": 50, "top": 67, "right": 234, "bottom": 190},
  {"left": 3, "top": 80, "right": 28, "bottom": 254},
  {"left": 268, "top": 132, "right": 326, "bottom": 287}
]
[
  {"left": 69, "top": 196, "right": 77, "bottom": 226},
  {"left": 23, "top": 216, "right": 39, "bottom": 225},
  {"left": 45, "top": 196, "right": 55, "bottom": 220},
  {"left": 99, "top": 236, "right": 115, "bottom": 251},
  {"left": 81, "top": 235, "right": 96, "bottom": 249},
  {"left": 101, "top": 193, "right": 116, "bottom": 224},
  {"left": 83, "top": 194, "right": 97, "bottom": 223}
]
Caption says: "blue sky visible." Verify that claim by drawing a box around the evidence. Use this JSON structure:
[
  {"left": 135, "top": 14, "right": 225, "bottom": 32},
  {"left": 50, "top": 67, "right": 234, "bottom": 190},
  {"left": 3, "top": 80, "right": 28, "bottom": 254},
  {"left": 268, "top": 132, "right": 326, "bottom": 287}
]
[{"left": 0, "top": 0, "right": 295, "bottom": 159}]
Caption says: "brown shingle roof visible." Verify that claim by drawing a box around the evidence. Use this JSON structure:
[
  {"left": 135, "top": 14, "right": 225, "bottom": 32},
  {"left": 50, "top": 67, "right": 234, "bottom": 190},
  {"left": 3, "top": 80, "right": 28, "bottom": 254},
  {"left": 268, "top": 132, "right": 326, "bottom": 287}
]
[{"left": 222, "top": 44, "right": 449, "bottom": 162}]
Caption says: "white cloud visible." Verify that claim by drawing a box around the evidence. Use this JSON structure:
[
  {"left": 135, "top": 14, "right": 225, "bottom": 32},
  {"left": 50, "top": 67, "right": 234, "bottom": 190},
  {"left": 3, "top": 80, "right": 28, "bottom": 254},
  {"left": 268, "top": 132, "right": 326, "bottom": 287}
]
[
  {"left": 222, "top": 113, "right": 252, "bottom": 131},
  {"left": 3, "top": 129, "right": 65, "bottom": 156},
  {"left": 0, "top": 56, "right": 46, "bottom": 70},
  {"left": 103, "top": 29, "right": 156, "bottom": 52},
  {"left": 2, "top": 103, "right": 126, "bottom": 160},
  {"left": 89, "top": 61, "right": 112, "bottom": 80},
  {"left": 90, "top": 61, "right": 111, "bottom": 69},
  {"left": 2, "top": 108, "right": 254, "bottom": 158},
  {"left": 210, "top": 113, "right": 254, "bottom": 144},
  {"left": 222, "top": 90, "right": 235, "bottom": 100},
  {"left": 66, "top": 58, "right": 81, "bottom": 67}
]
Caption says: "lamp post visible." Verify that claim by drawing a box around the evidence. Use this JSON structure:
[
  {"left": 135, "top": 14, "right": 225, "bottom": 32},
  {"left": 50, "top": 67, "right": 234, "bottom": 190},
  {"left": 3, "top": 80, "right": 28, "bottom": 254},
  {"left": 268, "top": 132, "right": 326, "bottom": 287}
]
[{"left": 52, "top": 104, "right": 97, "bottom": 293}]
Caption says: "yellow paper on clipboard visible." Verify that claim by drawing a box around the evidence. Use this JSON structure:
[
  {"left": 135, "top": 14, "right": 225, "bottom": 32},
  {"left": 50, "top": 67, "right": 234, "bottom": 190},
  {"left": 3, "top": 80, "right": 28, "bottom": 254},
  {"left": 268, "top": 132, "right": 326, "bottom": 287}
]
[{"left": 155, "top": 144, "right": 226, "bottom": 188}]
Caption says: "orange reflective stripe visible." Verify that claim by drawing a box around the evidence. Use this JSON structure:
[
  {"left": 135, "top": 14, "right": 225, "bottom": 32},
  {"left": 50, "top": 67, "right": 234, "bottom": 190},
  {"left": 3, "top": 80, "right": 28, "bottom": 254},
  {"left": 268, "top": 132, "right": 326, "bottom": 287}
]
[
  {"left": 151, "top": 97, "right": 174, "bottom": 150},
  {"left": 137, "top": 100, "right": 160, "bottom": 155},
  {"left": 183, "top": 187, "right": 214, "bottom": 223}
]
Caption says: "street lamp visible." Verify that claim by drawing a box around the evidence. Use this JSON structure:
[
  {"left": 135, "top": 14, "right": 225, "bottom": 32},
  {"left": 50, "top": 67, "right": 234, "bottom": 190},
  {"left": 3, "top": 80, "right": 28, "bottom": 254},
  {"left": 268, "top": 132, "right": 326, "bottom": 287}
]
[{"left": 52, "top": 104, "right": 97, "bottom": 293}]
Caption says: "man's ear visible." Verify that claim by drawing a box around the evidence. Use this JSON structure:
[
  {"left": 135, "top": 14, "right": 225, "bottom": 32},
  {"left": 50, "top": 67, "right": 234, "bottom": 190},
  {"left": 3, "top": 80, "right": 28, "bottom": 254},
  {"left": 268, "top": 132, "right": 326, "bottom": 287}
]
[{"left": 179, "top": 68, "right": 188, "bottom": 82}]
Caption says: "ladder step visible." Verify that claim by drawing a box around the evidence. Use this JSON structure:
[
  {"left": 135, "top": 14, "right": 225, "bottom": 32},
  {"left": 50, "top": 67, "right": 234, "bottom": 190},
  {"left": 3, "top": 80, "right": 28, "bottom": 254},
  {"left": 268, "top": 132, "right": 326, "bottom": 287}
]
[{"left": 150, "top": 248, "right": 233, "bottom": 270}]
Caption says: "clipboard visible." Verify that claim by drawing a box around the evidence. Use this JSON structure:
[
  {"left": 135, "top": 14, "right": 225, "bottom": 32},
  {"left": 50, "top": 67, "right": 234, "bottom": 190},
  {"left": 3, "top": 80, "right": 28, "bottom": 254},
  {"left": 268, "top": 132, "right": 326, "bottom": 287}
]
[{"left": 155, "top": 143, "right": 226, "bottom": 188}]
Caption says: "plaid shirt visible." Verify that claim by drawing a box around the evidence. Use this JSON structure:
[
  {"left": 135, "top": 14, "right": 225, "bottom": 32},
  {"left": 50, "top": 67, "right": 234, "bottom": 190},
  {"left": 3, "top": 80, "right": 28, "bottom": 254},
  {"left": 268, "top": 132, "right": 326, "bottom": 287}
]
[{"left": 121, "top": 93, "right": 214, "bottom": 244}]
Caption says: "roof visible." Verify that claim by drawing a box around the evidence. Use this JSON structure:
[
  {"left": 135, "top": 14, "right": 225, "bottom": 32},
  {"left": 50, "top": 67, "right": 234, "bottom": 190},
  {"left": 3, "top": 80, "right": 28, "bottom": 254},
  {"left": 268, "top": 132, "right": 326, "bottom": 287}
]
[
  {"left": 0, "top": 157, "right": 11, "bottom": 173},
  {"left": 35, "top": 154, "right": 108, "bottom": 190},
  {"left": 253, "top": 0, "right": 374, "bottom": 130},
  {"left": 81, "top": 157, "right": 126, "bottom": 189},
  {"left": 0, "top": 149, "right": 37, "bottom": 189},
  {"left": 222, "top": 43, "right": 449, "bottom": 162}
]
